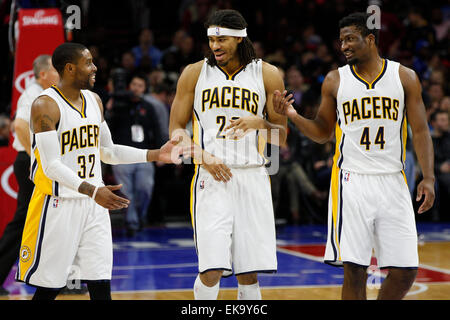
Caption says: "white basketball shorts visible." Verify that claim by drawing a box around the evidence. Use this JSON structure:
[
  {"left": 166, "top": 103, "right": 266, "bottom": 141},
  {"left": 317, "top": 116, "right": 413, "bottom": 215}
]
[
  {"left": 16, "top": 188, "right": 113, "bottom": 288},
  {"left": 324, "top": 168, "right": 419, "bottom": 269},
  {"left": 190, "top": 165, "right": 277, "bottom": 276}
]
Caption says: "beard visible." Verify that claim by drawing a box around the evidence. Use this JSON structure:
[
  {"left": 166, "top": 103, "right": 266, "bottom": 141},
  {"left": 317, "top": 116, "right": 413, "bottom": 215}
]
[
  {"left": 76, "top": 77, "right": 94, "bottom": 90},
  {"left": 347, "top": 57, "right": 358, "bottom": 66}
]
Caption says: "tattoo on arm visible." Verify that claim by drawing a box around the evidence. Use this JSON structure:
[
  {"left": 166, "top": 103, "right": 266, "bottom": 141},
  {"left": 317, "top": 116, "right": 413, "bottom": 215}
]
[
  {"left": 37, "top": 114, "right": 55, "bottom": 132},
  {"left": 78, "top": 181, "right": 95, "bottom": 197}
]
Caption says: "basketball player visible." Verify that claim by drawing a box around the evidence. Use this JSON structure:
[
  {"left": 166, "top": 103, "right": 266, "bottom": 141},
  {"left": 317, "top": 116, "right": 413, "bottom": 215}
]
[
  {"left": 169, "top": 9, "right": 287, "bottom": 300},
  {"left": 15, "top": 43, "right": 184, "bottom": 300},
  {"left": 273, "top": 12, "right": 435, "bottom": 300}
]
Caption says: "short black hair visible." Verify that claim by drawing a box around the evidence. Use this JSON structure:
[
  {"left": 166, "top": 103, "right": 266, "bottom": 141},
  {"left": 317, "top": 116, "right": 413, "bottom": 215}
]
[
  {"left": 430, "top": 109, "right": 448, "bottom": 122},
  {"left": 130, "top": 72, "right": 149, "bottom": 91},
  {"left": 339, "top": 12, "right": 379, "bottom": 45},
  {"left": 204, "top": 9, "right": 256, "bottom": 67},
  {"left": 52, "top": 42, "right": 87, "bottom": 76}
]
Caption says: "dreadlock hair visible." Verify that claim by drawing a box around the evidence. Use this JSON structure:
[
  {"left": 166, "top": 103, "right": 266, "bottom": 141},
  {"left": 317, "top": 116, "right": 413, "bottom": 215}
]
[
  {"left": 204, "top": 9, "right": 256, "bottom": 67},
  {"left": 339, "top": 12, "right": 379, "bottom": 45}
]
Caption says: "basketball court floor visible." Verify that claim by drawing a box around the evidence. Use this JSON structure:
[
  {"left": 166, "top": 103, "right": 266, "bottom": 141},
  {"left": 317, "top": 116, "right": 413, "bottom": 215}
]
[{"left": 1, "top": 222, "right": 449, "bottom": 300}]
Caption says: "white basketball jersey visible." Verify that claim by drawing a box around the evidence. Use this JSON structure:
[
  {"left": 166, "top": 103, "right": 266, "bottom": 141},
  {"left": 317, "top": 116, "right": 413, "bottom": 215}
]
[
  {"left": 193, "top": 59, "right": 267, "bottom": 167},
  {"left": 335, "top": 59, "right": 407, "bottom": 174},
  {"left": 30, "top": 85, "right": 103, "bottom": 198}
]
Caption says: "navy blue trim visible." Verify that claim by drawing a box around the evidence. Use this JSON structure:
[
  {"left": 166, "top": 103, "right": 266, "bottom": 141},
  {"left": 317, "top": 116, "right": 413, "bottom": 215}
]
[
  {"left": 215, "top": 65, "right": 244, "bottom": 81},
  {"left": 31, "top": 160, "right": 37, "bottom": 180},
  {"left": 192, "top": 166, "right": 200, "bottom": 256},
  {"left": 338, "top": 170, "right": 344, "bottom": 244},
  {"left": 349, "top": 59, "right": 387, "bottom": 90},
  {"left": 14, "top": 278, "right": 65, "bottom": 290},
  {"left": 379, "top": 266, "right": 418, "bottom": 270},
  {"left": 81, "top": 91, "right": 87, "bottom": 118},
  {"left": 324, "top": 260, "right": 370, "bottom": 269},
  {"left": 400, "top": 111, "right": 406, "bottom": 170},
  {"left": 54, "top": 181, "right": 59, "bottom": 197},
  {"left": 32, "top": 134, "right": 36, "bottom": 148},
  {"left": 216, "top": 65, "right": 230, "bottom": 80},
  {"left": 324, "top": 260, "right": 343, "bottom": 268},
  {"left": 193, "top": 109, "right": 204, "bottom": 149},
  {"left": 235, "top": 269, "right": 277, "bottom": 276},
  {"left": 337, "top": 119, "right": 345, "bottom": 168},
  {"left": 329, "top": 211, "right": 337, "bottom": 263},
  {"left": 350, "top": 65, "right": 370, "bottom": 89},
  {"left": 51, "top": 86, "right": 85, "bottom": 118},
  {"left": 230, "top": 66, "right": 245, "bottom": 80},
  {"left": 200, "top": 268, "right": 233, "bottom": 275},
  {"left": 343, "top": 261, "right": 370, "bottom": 269},
  {"left": 371, "top": 59, "right": 388, "bottom": 89},
  {"left": 25, "top": 195, "right": 51, "bottom": 283}
]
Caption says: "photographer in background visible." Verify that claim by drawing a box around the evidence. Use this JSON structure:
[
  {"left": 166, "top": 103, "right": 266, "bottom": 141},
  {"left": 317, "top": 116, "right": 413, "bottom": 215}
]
[{"left": 106, "top": 71, "right": 165, "bottom": 236}]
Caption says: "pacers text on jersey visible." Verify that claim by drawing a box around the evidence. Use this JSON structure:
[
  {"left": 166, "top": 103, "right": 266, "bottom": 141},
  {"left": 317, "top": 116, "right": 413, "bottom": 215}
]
[
  {"left": 341, "top": 96, "right": 399, "bottom": 125},
  {"left": 201, "top": 86, "right": 259, "bottom": 115},
  {"left": 60, "top": 124, "right": 99, "bottom": 155}
]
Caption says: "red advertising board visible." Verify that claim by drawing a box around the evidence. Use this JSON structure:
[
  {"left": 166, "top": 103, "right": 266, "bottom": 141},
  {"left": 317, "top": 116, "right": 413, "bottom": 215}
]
[{"left": 0, "top": 8, "right": 64, "bottom": 237}]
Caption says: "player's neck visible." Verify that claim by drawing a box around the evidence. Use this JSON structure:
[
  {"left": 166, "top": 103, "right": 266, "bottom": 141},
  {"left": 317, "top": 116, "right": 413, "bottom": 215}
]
[
  {"left": 56, "top": 81, "right": 82, "bottom": 101},
  {"left": 219, "top": 58, "right": 243, "bottom": 76},
  {"left": 353, "top": 54, "right": 383, "bottom": 79}
]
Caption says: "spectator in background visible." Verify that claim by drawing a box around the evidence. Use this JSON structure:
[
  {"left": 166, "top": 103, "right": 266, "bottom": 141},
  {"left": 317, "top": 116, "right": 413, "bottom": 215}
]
[
  {"left": 132, "top": 28, "right": 163, "bottom": 70},
  {"left": 148, "top": 68, "right": 166, "bottom": 89},
  {"left": 428, "top": 83, "right": 445, "bottom": 110},
  {"left": 285, "top": 66, "right": 305, "bottom": 109},
  {"left": 378, "top": 10, "right": 405, "bottom": 58},
  {"left": 161, "top": 29, "right": 188, "bottom": 72},
  {"left": 106, "top": 74, "right": 165, "bottom": 236},
  {"left": 431, "top": 7, "right": 450, "bottom": 42},
  {"left": 144, "top": 82, "right": 170, "bottom": 143},
  {"left": 271, "top": 123, "right": 327, "bottom": 224},
  {"left": 440, "top": 96, "right": 450, "bottom": 112},
  {"left": 430, "top": 110, "right": 450, "bottom": 221},
  {"left": 161, "top": 34, "right": 202, "bottom": 73},
  {"left": 121, "top": 51, "right": 137, "bottom": 76},
  {"left": 253, "top": 41, "right": 265, "bottom": 60},
  {"left": 402, "top": 7, "right": 436, "bottom": 56}
]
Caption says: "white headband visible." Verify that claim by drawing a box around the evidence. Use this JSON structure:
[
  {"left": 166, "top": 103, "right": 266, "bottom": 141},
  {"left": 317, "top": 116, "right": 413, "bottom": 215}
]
[{"left": 207, "top": 27, "right": 247, "bottom": 37}]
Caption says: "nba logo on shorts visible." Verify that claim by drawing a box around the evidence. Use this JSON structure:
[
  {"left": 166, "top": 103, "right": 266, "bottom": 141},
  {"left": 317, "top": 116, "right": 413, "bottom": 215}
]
[
  {"left": 200, "top": 180, "right": 205, "bottom": 190},
  {"left": 343, "top": 172, "right": 350, "bottom": 182},
  {"left": 53, "top": 198, "right": 59, "bottom": 208}
]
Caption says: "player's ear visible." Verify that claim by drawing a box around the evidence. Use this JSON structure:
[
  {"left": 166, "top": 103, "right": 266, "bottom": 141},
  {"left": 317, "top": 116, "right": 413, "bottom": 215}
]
[
  {"left": 236, "top": 37, "right": 243, "bottom": 44},
  {"left": 366, "top": 34, "right": 375, "bottom": 47},
  {"left": 65, "top": 63, "right": 75, "bottom": 76}
]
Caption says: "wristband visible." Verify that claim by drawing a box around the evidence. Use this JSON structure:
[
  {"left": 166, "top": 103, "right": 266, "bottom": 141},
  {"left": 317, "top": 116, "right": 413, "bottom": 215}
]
[{"left": 91, "top": 185, "right": 99, "bottom": 200}]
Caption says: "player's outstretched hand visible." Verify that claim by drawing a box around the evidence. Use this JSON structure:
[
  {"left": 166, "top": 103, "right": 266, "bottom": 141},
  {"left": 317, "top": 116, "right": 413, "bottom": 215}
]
[
  {"left": 273, "top": 90, "right": 296, "bottom": 117},
  {"left": 157, "top": 136, "right": 185, "bottom": 164},
  {"left": 94, "top": 184, "right": 130, "bottom": 211},
  {"left": 224, "top": 115, "right": 262, "bottom": 140},
  {"left": 416, "top": 177, "right": 435, "bottom": 214}
]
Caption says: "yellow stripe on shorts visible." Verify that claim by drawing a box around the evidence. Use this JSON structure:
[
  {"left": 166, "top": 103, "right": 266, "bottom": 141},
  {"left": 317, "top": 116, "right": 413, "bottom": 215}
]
[{"left": 17, "top": 189, "right": 50, "bottom": 283}]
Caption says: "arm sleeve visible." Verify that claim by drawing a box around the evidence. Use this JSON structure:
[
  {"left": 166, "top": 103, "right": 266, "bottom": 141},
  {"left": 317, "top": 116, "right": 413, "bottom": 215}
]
[
  {"left": 35, "top": 130, "right": 85, "bottom": 192},
  {"left": 99, "top": 120, "right": 148, "bottom": 164}
]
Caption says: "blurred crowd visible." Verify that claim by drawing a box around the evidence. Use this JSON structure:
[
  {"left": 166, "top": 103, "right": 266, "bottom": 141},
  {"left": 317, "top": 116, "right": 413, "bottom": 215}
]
[{"left": 0, "top": 0, "right": 449, "bottom": 227}]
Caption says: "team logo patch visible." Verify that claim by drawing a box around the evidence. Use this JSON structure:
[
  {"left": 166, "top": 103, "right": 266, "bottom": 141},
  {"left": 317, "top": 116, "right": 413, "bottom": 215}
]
[{"left": 20, "top": 245, "right": 32, "bottom": 263}]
